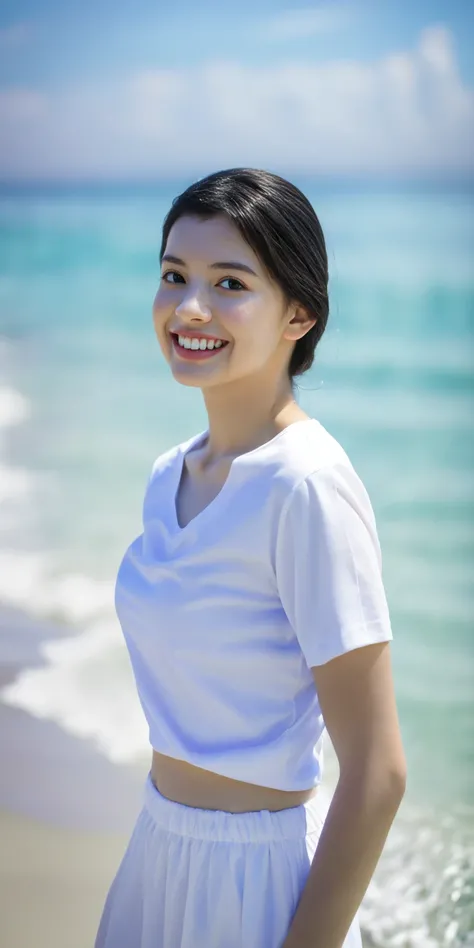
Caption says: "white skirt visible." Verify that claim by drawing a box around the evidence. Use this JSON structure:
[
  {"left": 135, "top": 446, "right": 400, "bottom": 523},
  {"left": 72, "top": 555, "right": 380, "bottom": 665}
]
[{"left": 95, "top": 771, "right": 363, "bottom": 948}]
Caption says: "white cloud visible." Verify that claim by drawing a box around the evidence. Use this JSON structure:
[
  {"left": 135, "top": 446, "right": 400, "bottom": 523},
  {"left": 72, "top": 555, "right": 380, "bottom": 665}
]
[
  {"left": 0, "top": 25, "right": 472, "bottom": 180},
  {"left": 419, "top": 23, "right": 454, "bottom": 73},
  {"left": 264, "top": 4, "right": 354, "bottom": 40}
]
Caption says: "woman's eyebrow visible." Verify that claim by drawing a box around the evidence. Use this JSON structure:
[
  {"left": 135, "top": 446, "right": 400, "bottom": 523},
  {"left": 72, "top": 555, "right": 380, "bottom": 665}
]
[{"left": 162, "top": 254, "right": 258, "bottom": 277}]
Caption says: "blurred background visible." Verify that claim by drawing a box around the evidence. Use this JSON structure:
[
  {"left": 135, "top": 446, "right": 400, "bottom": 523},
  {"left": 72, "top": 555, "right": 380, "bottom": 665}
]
[{"left": 0, "top": 2, "right": 473, "bottom": 946}]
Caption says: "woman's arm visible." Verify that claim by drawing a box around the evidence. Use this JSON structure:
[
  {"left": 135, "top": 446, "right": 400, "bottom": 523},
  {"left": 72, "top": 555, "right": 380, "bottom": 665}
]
[{"left": 282, "top": 641, "right": 407, "bottom": 948}]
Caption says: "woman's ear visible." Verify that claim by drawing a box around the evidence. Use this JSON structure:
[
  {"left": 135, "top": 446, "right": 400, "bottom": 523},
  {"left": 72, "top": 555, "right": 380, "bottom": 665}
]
[{"left": 284, "top": 303, "right": 317, "bottom": 343}]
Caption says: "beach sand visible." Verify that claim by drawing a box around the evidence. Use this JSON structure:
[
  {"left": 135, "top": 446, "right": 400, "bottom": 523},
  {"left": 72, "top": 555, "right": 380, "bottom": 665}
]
[
  {"left": 0, "top": 806, "right": 128, "bottom": 948},
  {"left": 0, "top": 716, "right": 150, "bottom": 948},
  {"left": 0, "top": 692, "right": 150, "bottom": 948},
  {"left": 0, "top": 604, "right": 150, "bottom": 948}
]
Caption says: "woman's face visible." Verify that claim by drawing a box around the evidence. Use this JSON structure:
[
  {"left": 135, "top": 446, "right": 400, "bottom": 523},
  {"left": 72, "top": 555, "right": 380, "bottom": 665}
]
[{"left": 152, "top": 213, "right": 301, "bottom": 390}]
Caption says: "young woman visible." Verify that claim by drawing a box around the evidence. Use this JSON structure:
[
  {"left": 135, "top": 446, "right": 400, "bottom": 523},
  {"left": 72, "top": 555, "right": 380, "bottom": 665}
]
[{"left": 95, "top": 168, "right": 407, "bottom": 948}]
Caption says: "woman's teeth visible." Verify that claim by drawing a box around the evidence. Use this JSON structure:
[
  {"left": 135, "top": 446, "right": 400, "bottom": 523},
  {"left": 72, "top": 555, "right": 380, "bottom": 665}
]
[{"left": 177, "top": 335, "right": 227, "bottom": 351}]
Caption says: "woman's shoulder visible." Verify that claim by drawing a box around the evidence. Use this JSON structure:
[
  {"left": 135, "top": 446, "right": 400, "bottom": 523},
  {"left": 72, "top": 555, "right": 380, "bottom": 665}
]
[
  {"left": 275, "top": 420, "right": 378, "bottom": 540},
  {"left": 274, "top": 417, "right": 355, "bottom": 493},
  {"left": 266, "top": 418, "right": 382, "bottom": 546}
]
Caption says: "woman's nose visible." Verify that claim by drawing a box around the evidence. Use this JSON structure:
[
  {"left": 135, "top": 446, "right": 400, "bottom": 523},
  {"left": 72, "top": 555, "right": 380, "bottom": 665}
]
[{"left": 174, "top": 289, "right": 211, "bottom": 319}]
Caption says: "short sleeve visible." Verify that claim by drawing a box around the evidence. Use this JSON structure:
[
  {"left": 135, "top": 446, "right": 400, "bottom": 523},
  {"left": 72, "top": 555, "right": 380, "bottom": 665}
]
[{"left": 275, "top": 463, "right": 393, "bottom": 667}]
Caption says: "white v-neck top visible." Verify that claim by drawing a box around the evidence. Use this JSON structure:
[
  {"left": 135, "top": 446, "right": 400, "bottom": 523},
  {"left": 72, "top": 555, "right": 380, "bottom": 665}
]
[{"left": 115, "top": 417, "right": 393, "bottom": 791}]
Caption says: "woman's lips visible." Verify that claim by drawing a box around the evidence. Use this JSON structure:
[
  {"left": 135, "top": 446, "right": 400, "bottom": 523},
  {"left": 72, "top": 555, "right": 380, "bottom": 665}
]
[{"left": 170, "top": 333, "right": 229, "bottom": 361}]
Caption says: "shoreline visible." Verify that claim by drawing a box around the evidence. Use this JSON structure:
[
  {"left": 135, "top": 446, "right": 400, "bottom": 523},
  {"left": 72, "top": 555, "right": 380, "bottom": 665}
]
[
  {"left": 0, "top": 601, "right": 150, "bottom": 947},
  {"left": 0, "top": 600, "right": 149, "bottom": 831},
  {"left": 0, "top": 806, "right": 130, "bottom": 948}
]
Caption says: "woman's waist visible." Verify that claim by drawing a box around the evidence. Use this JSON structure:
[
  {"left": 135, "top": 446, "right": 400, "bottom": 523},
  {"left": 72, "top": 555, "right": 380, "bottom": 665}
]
[{"left": 151, "top": 749, "right": 318, "bottom": 813}]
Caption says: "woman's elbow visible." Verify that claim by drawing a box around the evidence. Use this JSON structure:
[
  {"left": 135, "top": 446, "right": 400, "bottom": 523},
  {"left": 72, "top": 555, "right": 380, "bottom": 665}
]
[
  {"left": 341, "top": 752, "right": 408, "bottom": 809},
  {"left": 377, "top": 754, "right": 408, "bottom": 810},
  {"left": 379, "top": 759, "right": 407, "bottom": 812}
]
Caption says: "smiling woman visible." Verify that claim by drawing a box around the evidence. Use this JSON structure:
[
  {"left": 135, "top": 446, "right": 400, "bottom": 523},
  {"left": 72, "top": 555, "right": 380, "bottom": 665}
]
[
  {"left": 94, "top": 168, "right": 406, "bottom": 948},
  {"left": 152, "top": 170, "right": 329, "bottom": 399}
]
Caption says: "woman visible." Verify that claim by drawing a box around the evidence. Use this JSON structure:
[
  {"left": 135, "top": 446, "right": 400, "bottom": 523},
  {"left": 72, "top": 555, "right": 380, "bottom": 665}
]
[{"left": 95, "top": 168, "right": 407, "bottom": 948}]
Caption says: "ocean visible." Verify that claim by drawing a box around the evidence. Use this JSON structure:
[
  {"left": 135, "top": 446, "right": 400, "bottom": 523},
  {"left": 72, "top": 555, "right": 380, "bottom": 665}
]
[{"left": 0, "top": 179, "right": 473, "bottom": 946}]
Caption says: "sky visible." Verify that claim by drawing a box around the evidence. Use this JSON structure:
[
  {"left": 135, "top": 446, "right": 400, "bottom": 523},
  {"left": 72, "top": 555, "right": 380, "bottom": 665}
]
[{"left": 0, "top": 0, "right": 473, "bottom": 182}]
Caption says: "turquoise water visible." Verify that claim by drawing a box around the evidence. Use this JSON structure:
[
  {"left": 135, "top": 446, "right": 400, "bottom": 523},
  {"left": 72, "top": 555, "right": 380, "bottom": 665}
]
[{"left": 0, "top": 182, "right": 473, "bottom": 945}]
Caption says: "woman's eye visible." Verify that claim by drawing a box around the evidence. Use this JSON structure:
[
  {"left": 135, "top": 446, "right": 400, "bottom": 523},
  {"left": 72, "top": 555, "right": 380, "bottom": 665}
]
[
  {"left": 162, "top": 270, "right": 184, "bottom": 284},
  {"left": 219, "top": 277, "right": 245, "bottom": 291}
]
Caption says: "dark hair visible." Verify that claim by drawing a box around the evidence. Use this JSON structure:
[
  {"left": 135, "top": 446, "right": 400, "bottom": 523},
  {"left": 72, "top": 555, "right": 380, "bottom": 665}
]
[{"left": 159, "top": 168, "right": 329, "bottom": 388}]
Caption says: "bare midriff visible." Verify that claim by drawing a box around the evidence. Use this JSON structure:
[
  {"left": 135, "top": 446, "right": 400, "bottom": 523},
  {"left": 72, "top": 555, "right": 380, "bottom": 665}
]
[{"left": 151, "top": 750, "right": 317, "bottom": 813}]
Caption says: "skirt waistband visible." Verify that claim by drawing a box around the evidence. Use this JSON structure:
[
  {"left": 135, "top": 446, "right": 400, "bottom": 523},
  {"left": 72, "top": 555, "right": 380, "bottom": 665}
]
[{"left": 142, "top": 771, "right": 326, "bottom": 844}]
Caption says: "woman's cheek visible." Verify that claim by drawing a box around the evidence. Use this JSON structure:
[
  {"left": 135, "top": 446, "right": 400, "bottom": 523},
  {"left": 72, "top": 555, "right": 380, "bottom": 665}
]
[
  {"left": 220, "top": 298, "right": 256, "bottom": 332},
  {"left": 153, "top": 285, "right": 173, "bottom": 312}
]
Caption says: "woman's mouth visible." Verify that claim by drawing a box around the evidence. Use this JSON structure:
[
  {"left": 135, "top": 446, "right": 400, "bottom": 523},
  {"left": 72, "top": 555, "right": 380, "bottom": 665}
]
[{"left": 170, "top": 332, "right": 230, "bottom": 361}]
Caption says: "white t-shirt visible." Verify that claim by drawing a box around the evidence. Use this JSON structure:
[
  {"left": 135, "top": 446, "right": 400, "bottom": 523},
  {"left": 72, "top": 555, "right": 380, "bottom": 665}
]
[{"left": 115, "top": 417, "right": 393, "bottom": 791}]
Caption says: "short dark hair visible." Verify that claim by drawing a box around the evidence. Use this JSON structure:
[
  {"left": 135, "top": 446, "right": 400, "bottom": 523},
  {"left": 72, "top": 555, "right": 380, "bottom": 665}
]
[{"left": 159, "top": 168, "right": 329, "bottom": 389}]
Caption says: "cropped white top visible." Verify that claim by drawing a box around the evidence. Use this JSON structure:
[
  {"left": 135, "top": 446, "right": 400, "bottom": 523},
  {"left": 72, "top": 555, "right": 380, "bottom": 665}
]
[{"left": 115, "top": 417, "right": 393, "bottom": 791}]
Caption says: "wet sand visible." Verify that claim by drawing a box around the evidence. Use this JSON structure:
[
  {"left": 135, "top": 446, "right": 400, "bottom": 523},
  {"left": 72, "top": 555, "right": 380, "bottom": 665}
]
[
  {"left": 0, "top": 603, "right": 149, "bottom": 948},
  {"left": 0, "top": 693, "right": 151, "bottom": 948}
]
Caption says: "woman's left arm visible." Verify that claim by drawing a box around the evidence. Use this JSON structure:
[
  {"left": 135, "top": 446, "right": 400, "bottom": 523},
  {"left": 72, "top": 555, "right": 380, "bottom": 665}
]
[{"left": 282, "top": 640, "right": 407, "bottom": 948}]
